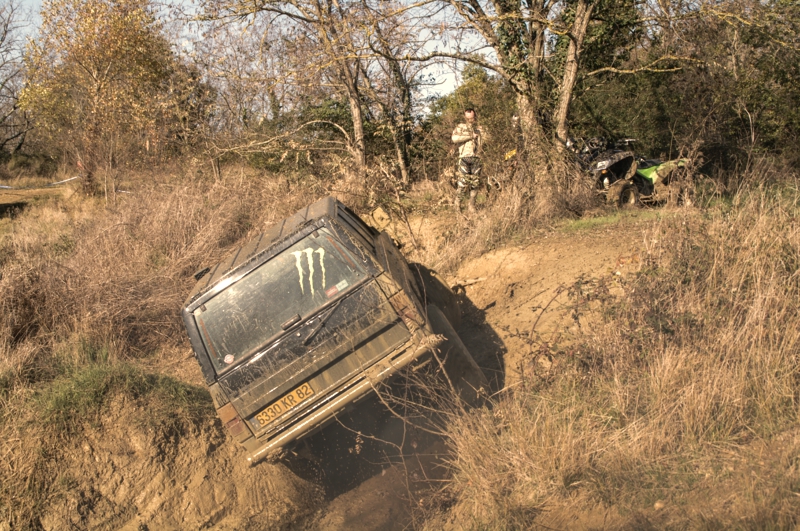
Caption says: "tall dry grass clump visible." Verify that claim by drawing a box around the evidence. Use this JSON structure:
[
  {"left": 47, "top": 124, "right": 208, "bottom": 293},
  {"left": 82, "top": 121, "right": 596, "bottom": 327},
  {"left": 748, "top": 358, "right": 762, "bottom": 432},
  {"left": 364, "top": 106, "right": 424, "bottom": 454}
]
[
  {"left": 0, "top": 166, "right": 327, "bottom": 384},
  {"left": 434, "top": 179, "right": 800, "bottom": 528},
  {"left": 410, "top": 148, "right": 594, "bottom": 273}
]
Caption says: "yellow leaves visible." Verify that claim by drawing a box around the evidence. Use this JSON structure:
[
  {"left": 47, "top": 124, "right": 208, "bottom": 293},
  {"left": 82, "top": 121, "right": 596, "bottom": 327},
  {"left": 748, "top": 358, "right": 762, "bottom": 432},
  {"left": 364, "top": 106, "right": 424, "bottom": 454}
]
[{"left": 24, "top": 0, "right": 181, "bottom": 154}]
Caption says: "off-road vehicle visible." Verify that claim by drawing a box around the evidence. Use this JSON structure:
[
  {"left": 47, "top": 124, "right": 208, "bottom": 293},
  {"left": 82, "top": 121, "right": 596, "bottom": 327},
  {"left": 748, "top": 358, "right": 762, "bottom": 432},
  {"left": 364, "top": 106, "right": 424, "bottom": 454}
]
[
  {"left": 576, "top": 138, "right": 692, "bottom": 207},
  {"left": 182, "top": 197, "right": 486, "bottom": 464}
]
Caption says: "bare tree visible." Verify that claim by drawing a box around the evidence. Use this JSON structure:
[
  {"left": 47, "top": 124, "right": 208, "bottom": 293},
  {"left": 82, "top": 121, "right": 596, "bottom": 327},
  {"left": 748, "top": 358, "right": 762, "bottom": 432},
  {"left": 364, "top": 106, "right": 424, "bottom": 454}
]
[
  {"left": 360, "top": 0, "right": 430, "bottom": 184},
  {"left": 0, "top": 0, "right": 28, "bottom": 154},
  {"left": 200, "top": 0, "right": 373, "bottom": 172}
]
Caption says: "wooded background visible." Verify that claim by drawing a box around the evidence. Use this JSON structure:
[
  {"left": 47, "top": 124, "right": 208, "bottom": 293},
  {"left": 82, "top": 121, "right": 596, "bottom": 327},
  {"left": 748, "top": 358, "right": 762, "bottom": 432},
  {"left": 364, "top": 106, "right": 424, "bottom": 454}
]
[{"left": 1, "top": 0, "right": 798, "bottom": 191}]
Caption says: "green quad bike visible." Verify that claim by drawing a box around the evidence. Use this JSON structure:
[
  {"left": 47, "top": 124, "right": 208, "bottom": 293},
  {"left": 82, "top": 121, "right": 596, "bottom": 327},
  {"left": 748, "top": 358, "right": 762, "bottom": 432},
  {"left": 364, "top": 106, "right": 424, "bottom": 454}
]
[{"left": 580, "top": 139, "right": 693, "bottom": 207}]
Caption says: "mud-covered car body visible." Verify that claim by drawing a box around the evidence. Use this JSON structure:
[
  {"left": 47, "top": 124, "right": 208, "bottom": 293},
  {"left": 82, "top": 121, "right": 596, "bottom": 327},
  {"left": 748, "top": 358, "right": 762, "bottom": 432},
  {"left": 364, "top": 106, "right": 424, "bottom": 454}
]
[{"left": 182, "top": 197, "right": 474, "bottom": 464}]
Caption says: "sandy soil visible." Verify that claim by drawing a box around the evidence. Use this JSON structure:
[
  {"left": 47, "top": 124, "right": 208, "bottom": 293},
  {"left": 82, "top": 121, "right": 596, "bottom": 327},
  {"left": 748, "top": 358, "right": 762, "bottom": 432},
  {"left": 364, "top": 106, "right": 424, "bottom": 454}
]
[{"left": 453, "top": 223, "right": 645, "bottom": 389}]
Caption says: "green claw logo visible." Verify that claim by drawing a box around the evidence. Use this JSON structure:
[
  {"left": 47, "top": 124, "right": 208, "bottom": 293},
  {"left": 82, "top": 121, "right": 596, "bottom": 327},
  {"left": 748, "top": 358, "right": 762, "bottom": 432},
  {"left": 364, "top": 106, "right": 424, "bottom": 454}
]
[{"left": 291, "top": 248, "right": 326, "bottom": 295}]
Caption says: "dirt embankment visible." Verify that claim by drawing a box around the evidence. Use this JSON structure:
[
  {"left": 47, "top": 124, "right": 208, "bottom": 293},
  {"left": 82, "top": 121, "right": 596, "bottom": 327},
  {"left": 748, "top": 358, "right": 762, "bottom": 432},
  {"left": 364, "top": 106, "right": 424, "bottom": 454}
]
[
  {"left": 14, "top": 213, "right": 647, "bottom": 531},
  {"left": 451, "top": 223, "right": 643, "bottom": 389},
  {"left": 32, "top": 397, "right": 323, "bottom": 530}
]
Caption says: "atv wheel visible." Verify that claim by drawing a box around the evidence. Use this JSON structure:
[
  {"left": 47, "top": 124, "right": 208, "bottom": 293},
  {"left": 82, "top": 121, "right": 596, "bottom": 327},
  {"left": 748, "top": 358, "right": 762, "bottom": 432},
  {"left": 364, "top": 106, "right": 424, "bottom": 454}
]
[
  {"left": 619, "top": 184, "right": 640, "bottom": 209},
  {"left": 426, "top": 304, "right": 488, "bottom": 406}
]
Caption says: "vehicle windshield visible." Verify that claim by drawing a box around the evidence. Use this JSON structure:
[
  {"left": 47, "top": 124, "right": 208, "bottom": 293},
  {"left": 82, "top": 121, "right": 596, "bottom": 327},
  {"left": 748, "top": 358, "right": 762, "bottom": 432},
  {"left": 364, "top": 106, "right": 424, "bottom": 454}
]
[{"left": 194, "top": 228, "right": 365, "bottom": 372}]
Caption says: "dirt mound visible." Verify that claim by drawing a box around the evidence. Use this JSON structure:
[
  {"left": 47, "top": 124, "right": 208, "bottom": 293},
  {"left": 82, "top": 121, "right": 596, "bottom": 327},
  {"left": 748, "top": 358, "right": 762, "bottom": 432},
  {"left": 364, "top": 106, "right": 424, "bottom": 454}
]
[
  {"left": 453, "top": 222, "right": 642, "bottom": 387},
  {"left": 36, "top": 398, "right": 323, "bottom": 531}
]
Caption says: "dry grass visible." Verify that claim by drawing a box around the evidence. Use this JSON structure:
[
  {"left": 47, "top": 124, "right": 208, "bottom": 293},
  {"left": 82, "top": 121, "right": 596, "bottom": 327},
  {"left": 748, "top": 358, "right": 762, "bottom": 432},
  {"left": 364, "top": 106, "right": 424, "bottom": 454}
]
[
  {"left": 429, "top": 176, "right": 800, "bottom": 529},
  {"left": 8, "top": 151, "right": 772, "bottom": 529},
  {"left": 394, "top": 150, "right": 596, "bottom": 274},
  {"left": 0, "top": 162, "right": 340, "bottom": 528}
]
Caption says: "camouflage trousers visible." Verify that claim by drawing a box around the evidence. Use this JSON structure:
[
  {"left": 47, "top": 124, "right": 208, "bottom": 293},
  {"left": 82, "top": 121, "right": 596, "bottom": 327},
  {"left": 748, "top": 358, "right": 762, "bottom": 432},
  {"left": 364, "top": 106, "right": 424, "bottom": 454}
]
[{"left": 456, "top": 156, "right": 483, "bottom": 195}]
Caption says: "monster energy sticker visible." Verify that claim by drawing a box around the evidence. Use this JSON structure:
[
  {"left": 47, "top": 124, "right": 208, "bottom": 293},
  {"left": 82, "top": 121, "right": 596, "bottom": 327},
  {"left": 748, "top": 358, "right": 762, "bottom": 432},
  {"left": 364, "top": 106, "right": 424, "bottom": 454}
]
[{"left": 291, "top": 248, "right": 327, "bottom": 295}]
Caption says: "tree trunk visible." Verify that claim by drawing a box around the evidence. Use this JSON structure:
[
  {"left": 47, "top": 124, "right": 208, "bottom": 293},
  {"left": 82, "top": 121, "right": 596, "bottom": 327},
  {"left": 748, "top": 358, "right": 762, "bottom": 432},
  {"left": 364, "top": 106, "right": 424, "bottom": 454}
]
[
  {"left": 389, "top": 61, "right": 413, "bottom": 185},
  {"left": 389, "top": 119, "right": 411, "bottom": 185},
  {"left": 554, "top": 0, "right": 594, "bottom": 150},
  {"left": 339, "top": 59, "right": 367, "bottom": 169},
  {"left": 346, "top": 87, "right": 367, "bottom": 169},
  {"left": 319, "top": 0, "right": 367, "bottom": 172},
  {"left": 516, "top": 92, "right": 545, "bottom": 152}
]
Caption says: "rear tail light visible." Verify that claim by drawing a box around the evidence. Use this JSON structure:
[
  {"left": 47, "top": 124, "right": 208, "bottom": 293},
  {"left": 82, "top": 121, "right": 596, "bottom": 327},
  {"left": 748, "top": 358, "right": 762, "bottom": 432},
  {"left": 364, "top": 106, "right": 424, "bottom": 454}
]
[{"left": 217, "top": 403, "right": 253, "bottom": 442}]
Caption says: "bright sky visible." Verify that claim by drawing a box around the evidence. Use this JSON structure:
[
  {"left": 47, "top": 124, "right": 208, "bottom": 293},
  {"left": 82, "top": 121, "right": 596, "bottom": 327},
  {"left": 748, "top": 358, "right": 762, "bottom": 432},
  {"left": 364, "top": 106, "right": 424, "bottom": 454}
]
[
  {"left": 13, "top": 0, "right": 463, "bottom": 105},
  {"left": 15, "top": 0, "right": 41, "bottom": 37}
]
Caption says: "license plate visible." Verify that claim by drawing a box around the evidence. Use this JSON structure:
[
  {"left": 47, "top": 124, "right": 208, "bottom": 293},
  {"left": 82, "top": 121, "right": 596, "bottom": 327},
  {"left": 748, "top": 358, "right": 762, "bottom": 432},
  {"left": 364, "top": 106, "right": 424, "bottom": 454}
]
[{"left": 254, "top": 382, "right": 315, "bottom": 427}]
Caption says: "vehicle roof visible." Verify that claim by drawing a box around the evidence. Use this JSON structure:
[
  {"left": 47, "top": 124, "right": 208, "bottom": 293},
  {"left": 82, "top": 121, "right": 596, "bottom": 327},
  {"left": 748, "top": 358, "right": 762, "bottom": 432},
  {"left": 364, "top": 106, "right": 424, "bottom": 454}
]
[{"left": 184, "top": 196, "right": 338, "bottom": 307}]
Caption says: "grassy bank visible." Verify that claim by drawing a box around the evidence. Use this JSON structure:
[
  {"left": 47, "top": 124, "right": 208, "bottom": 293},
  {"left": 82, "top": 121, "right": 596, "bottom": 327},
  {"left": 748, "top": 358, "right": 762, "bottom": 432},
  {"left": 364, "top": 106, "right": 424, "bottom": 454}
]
[
  {"left": 431, "top": 182, "right": 800, "bottom": 529},
  {"left": 0, "top": 357, "right": 214, "bottom": 528}
]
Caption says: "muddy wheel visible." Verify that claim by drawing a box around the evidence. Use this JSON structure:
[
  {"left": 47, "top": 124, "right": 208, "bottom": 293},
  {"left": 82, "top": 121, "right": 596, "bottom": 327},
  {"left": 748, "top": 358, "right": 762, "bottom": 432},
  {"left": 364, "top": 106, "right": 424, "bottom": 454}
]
[
  {"left": 619, "top": 183, "right": 640, "bottom": 209},
  {"left": 605, "top": 179, "right": 626, "bottom": 204},
  {"left": 426, "top": 304, "right": 488, "bottom": 406},
  {"left": 410, "top": 263, "right": 461, "bottom": 330}
]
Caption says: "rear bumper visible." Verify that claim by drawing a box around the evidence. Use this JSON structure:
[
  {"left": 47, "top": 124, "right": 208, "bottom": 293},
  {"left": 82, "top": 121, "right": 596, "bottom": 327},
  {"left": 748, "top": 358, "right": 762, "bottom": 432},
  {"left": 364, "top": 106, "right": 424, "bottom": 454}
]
[{"left": 244, "top": 330, "right": 443, "bottom": 464}]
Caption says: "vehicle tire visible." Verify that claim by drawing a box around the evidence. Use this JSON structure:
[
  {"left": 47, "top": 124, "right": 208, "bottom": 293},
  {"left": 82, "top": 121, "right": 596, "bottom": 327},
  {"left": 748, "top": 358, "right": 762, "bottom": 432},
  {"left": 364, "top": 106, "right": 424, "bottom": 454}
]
[
  {"left": 426, "top": 304, "right": 488, "bottom": 406},
  {"left": 605, "top": 178, "right": 626, "bottom": 204},
  {"left": 410, "top": 263, "right": 461, "bottom": 330},
  {"left": 619, "top": 183, "right": 640, "bottom": 209}
]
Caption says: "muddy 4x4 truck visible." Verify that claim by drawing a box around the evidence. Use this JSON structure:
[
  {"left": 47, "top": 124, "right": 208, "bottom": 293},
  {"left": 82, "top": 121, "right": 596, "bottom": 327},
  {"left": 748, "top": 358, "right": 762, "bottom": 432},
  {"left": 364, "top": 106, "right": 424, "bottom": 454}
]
[{"left": 182, "top": 197, "right": 487, "bottom": 464}]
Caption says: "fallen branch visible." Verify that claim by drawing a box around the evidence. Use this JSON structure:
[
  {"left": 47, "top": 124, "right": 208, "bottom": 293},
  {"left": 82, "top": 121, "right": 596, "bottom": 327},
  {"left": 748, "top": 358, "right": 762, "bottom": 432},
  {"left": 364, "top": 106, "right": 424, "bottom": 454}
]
[{"left": 450, "top": 277, "right": 487, "bottom": 293}]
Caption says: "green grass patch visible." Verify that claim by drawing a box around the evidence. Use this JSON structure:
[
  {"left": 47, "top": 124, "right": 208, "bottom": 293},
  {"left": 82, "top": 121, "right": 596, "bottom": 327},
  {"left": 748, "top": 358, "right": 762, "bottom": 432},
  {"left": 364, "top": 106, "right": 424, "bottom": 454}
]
[
  {"left": 559, "top": 208, "right": 664, "bottom": 232},
  {"left": 35, "top": 362, "right": 213, "bottom": 437}
]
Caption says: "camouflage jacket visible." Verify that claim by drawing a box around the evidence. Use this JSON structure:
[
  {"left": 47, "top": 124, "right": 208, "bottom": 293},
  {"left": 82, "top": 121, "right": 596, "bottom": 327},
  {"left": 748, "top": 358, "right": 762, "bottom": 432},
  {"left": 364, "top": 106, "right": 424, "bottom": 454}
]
[{"left": 451, "top": 123, "right": 486, "bottom": 159}]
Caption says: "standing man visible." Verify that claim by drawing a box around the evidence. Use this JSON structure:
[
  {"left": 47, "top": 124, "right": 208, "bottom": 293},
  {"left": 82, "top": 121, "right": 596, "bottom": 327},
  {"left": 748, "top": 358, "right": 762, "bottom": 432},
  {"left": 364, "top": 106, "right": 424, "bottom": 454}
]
[{"left": 451, "top": 105, "right": 487, "bottom": 213}]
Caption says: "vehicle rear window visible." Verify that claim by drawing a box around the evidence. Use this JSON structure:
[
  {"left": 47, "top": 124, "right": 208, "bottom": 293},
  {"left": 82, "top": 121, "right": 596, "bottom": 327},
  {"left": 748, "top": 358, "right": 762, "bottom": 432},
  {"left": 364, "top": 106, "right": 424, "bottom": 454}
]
[{"left": 194, "top": 228, "right": 365, "bottom": 372}]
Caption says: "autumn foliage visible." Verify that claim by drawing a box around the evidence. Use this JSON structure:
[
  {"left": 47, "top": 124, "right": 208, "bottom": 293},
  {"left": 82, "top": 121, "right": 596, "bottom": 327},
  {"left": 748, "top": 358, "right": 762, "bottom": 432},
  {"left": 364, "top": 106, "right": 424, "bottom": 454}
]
[{"left": 19, "top": 0, "right": 209, "bottom": 190}]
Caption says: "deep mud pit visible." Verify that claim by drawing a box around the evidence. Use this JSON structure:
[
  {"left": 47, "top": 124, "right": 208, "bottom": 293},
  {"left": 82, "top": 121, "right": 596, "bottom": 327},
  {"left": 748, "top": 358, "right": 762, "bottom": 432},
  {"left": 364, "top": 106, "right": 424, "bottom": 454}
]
[{"left": 34, "top": 219, "right": 645, "bottom": 531}]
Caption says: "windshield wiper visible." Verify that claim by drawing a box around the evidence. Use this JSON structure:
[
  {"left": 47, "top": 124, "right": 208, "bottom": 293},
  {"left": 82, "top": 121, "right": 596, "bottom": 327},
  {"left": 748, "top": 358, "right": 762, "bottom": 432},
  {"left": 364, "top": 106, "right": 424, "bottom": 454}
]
[{"left": 303, "top": 299, "right": 343, "bottom": 345}]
